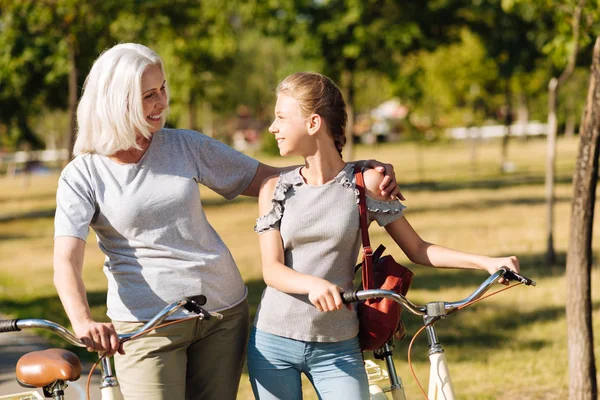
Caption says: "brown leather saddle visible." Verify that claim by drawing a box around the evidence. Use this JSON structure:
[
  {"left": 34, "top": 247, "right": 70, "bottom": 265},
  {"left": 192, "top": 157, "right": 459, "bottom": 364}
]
[{"left": 16, "top": 348, "right": 82, "bottom": 388}]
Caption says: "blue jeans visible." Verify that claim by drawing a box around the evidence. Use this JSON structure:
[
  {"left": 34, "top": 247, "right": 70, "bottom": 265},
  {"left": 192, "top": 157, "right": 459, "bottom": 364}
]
[{"left": 247, "top": 327, "right": 369, "bottom": 400}]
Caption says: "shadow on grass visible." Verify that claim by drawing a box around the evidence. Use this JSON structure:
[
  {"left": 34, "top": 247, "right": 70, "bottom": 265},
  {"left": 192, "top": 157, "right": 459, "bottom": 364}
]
[
  {"left": 0, "top": 208, "right": 55, "bottom": 222},
  {"left": 0, "top": 234, "right": 32, "bottom": 241},
  {"left": 397, "top": 300, "right": 600, "bottom": 364},
  {"left": 0, "top": 291, "right": 109, "bottom": 362},
  {"left": 0, "top": 173, "right": 574, "bottom": 217},
  {"left": 0, "top": 192, "right": 56, "bottom": 205},
  {"left": 0, "top": 286, "right": 274, "bottom": 364},
  {"left": 401, "top": 173, "right": 573, "bottom": 192},
  {"left": 406, "top": 194, "right": 572, "bottom": 215},
  {"left": 0, "top": 257, "right": 572, "bottom": 365},
  {"left": 404, "top": 251, "right": 566, "bottom": 292}
]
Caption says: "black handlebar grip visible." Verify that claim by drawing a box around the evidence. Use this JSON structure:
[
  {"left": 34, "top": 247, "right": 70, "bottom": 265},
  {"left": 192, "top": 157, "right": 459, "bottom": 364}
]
[
  {"left": 342, "top": 291, "right": 359, "bottom": 304},
  {"left": 504, "top": 270, "right": 537, "bottom": 286},
  {"left": 183, "top": 301, "right": 211, "bottom": 320},
  {"left": 188, "top": 294, "right": 207, "bottom": 306},
  {"left": 0, "top": 320, "right": 20, "bottom": 333}
]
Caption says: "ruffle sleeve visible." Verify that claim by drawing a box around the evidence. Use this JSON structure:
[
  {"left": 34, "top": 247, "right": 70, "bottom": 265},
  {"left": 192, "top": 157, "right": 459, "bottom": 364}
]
[
  {"left": 254, "top": 169, "right": 302, "bottom": 233},
  {"left": 366, "top": 197, "right": 406, "bottom": 227}
]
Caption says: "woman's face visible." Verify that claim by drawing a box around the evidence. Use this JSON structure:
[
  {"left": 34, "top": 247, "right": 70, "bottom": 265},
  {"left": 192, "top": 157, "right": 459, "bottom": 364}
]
[
  {"left": 141, "top": 64, "right": 168, "bottom": 132},
  {"left": 269, "top": 93, "right": 308, "bottom": 156}
]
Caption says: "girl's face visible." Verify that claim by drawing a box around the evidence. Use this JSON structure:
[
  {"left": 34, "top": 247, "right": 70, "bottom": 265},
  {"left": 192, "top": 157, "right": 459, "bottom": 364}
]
[
  {"left": 141, "top": 64, "right": 168, "bottom": 133},
  {"left": 269, "top": 93, "right": 309, "bottom": 156}
]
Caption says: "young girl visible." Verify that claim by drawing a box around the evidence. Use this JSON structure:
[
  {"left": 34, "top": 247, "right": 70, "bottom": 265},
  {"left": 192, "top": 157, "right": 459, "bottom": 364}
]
[{"left": 247, "top": 72, "right": 520, "bottom": 400}]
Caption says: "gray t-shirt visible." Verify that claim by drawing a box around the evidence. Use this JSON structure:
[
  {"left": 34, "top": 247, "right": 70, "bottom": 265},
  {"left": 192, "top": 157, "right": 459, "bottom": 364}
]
[
  {"left": 254, "top": 163, "right": 406, "bottom": 342},
  {"left": 54, "top": 128, "right": 259, "bottom": 321}
]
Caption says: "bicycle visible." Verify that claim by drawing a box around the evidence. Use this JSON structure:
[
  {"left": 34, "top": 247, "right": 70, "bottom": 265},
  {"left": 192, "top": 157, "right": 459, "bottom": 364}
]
[
  {"left": 343, "top": 267, "right": 537, "bottom": 400},
  {"left": 0, "top": 296, "right": 220, "bottom": 400}
]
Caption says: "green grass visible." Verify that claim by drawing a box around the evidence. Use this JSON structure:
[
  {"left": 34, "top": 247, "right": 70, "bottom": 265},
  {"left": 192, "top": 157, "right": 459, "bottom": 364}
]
[{"left": 0, "top": 136, "right": 598, "bottom": 399}]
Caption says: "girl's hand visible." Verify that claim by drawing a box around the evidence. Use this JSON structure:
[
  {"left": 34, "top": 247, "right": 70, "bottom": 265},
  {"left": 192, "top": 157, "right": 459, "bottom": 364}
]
[
  {"left": 484, "top": 255, "right": 520, "bottom": 285},
  {"left": 73, "top": 320, "right": 124, "bottom": 356},
  {"left": 308, "top": 279, "right": 344, "bottom": 312}
]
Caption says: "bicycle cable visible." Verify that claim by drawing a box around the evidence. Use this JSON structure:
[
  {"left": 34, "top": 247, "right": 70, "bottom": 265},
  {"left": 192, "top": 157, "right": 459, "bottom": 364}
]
[
  {"left": 407, "top": 282, "right": 522, "bottom": 400},
  {"left": 85, "top": 313, "right": 209, "bottom": 400}
]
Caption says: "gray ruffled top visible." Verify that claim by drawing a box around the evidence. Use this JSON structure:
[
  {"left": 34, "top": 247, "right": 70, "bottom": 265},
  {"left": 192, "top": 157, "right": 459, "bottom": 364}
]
[{"left": 253, "top": 162, "right": 406, "bottom": 342}]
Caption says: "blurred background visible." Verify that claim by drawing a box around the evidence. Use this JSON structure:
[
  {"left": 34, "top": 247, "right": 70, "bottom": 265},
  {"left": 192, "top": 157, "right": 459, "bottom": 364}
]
[
  {"left": 1, "top": 1, "right": 599, "bottom": 399},
  {"left": 1, "top": 0, "right": 598, "bottom": 162}
]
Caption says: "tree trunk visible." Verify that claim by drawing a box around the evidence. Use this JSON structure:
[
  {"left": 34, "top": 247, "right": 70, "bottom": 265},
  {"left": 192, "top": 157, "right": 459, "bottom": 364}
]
[
  {"left": 544, "top": 0, "right": 585, "bottom": 266},
  {"left": 565, "top": 96, "right": 576, "bottom": 137},
  {"left": 500, "top": 84, "right": 513, "bottom": 172},
  {"left": 188, "top": 92, "right": 197, "bottom": 131},
  {"left": 517, "top": 90, "right": 529, "bottom": 139},
  {"left": 566, "top": 35, "right": 599, "bottom": 400},
  {"left": 67, "top": 32, "right": 78, "bottom": 161},
  {"left": 340, "top": 69, "right": 355, "bottom": 161},
  {"left": 469, "top": 126, "right": 480, "bottom": 179},
  {"left": 545, "top": 76, "right": 558, "bottom": 265},
  {"left": 517, "top": 91, "right": 529, "bottom": 127},
  {"left": 202, "top": 101, "right": 213, "bottom": 137},
  {"left": 564, "top": 114, "right": 576, "bottom": 138}
]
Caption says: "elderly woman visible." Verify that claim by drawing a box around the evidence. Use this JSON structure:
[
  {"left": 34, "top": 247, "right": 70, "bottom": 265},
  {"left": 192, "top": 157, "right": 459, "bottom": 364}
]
[{"left": 53, "top": 43, "right": 399, "bottom": 400}]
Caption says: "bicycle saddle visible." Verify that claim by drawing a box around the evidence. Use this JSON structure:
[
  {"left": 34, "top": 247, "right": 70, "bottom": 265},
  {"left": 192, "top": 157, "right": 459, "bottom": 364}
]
[{"left": 16, "top": 348, "right": 82, "bottom": 388}]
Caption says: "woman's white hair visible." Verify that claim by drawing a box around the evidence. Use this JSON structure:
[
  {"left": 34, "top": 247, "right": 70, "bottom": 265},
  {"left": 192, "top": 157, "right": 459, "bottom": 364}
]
[{"left": 74, "top": 43, "right": 169, "bottom": 156}]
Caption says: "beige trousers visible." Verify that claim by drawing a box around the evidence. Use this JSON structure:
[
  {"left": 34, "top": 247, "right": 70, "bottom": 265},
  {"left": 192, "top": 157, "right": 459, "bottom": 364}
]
[{"left": 112, "top": 300, "right": 249, "bottom": 400}]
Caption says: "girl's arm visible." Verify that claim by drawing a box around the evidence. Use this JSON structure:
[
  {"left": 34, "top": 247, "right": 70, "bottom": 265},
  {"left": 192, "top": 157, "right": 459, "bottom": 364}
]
[
  {"left": 257, "top": 176, "right": 344, "bottom": 312},
  {"left": 362, "top": 169, "right": 520, "bottom": 277},
  {"left": 53, "top": 237, "right": 122, "bottom": 355}
]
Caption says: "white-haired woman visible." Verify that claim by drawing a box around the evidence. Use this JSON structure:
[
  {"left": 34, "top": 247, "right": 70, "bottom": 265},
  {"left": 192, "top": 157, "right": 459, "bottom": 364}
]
[{"left": 53, "top": 43, "right": 400, "bottom": 400}]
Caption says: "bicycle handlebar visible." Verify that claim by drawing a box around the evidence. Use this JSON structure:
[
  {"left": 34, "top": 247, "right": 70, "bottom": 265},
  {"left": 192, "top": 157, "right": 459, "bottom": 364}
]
[
  {"left": 0, "top": 297, "right": 219, "bottom": 347},
  {"left": 342, "top": 267, "right": 536, "bottom": 317}
]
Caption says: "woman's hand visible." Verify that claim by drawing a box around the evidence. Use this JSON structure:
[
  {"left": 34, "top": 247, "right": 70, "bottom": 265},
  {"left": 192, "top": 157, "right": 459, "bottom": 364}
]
[
  {"left": 308, "top": 279, "right": 345, "bottom": 312},
  {"left": 484, "top": 255, "right": 520, "bottom": 285},
  {"left": 357, "top": 160, "right": 404, "bottom": 200},
  {"left": 73, "top": 319, "right": 123, "bottom": 356}
]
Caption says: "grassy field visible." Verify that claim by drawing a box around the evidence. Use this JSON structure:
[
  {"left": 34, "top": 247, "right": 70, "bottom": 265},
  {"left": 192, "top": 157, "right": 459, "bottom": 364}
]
[{"left": 0, "top": 135, "right": 598, "bottom": 399}]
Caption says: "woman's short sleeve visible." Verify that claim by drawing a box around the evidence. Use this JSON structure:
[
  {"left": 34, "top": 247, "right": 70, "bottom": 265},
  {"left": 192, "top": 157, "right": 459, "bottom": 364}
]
[
  {"left": 366, "top": 197, "right": 406, "bottom": 227},
  {"left": 54, "top": 169, "right": 96, "bottom": 241}
]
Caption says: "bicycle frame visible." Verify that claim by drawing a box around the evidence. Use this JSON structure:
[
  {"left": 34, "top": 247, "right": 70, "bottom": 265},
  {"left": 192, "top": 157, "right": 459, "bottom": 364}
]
[
  {"left": 349, "top": 267, "right": 536, "bottom": 400},
  {"left": 0, "top": 298, "right": 219, "bottom": 400}
]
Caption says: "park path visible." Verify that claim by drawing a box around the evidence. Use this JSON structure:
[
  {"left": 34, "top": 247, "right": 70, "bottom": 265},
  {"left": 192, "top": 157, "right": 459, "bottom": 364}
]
[{"left": 0, "top": 328, "right": 102, "bottom": 400}]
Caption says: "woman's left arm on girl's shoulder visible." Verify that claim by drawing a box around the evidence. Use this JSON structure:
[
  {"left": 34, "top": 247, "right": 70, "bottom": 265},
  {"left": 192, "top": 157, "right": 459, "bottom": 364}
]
[{"left": 363, "top": 168, "right": 395, "bottom": 201}]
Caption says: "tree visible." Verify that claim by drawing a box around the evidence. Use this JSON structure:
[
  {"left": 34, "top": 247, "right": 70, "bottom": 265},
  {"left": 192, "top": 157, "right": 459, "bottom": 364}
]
[
  {"left": 0, "top": 0, "right": 120, "bottom": 157},
  {"left": 0, "top": 1, "right": 66, "bottom": 150},
  {"left": 544, "top": 0, "right": 586, "bottom": 265},
  {"left": 464, "top": 0, "right": 546, "bottom": 171},
  {"left": 565, "top": 35, "right": 599, "bottom": 400},
  {"left": 252, "top": 0, "right": 466, "bottom": 160},
  {"left": 112, "top": 1, "right": 244, "bottom": 137}
]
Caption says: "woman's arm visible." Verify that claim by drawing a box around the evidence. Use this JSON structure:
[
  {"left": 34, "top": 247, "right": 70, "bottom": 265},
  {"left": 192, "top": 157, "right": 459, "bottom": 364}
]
[
  {"left": 243, "top": 160, "right": 402, "bottom": 198},
  {"left": 256, "top": 177, "right": 343, "bottom": 312},
  {"left": 363, "top": 169, "right": 520, "bottom": 278},
  {"left": 53, "top": 237, "right": 122, "bottom": 355}
]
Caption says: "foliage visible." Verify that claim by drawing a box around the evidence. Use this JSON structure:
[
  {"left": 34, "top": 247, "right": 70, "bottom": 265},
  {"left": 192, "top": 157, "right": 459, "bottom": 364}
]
[
  {"left": 0, "top": 0, "right": 121, "bottom": 150},
  {"left": 404, "top": 28, "right": 501, "bottom": 128},
  {"left": 505, "top": 0, "right": 599, "bottom": 71},
  {"left": 1, "top": 0, "right": 599, "bottom": 150}
]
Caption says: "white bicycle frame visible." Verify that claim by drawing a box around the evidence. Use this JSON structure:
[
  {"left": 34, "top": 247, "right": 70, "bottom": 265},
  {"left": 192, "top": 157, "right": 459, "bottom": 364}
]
[
  {"left": 353, "top": 267, "right": 536, "bottom": 400},
  {"left": 0, "top": 298, "right": 219, "bottom": 400}
]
